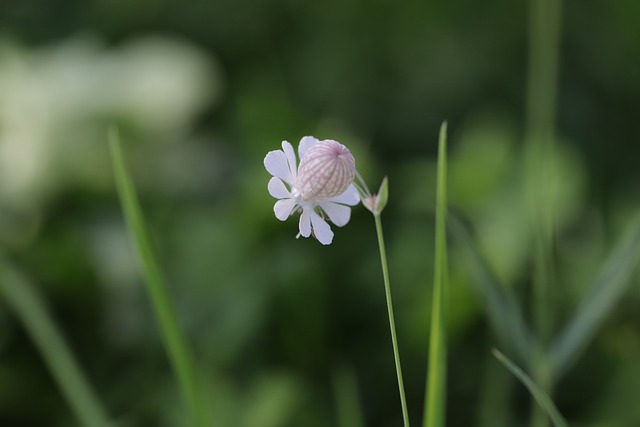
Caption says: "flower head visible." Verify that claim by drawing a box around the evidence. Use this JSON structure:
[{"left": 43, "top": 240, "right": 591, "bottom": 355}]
[{"left": 264, "top": 136, "right": 360, "bottom": 245}]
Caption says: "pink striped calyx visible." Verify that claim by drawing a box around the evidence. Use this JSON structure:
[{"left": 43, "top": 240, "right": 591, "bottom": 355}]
[{"left": 295, "top": 139, "right": 356, "bottom": 201}]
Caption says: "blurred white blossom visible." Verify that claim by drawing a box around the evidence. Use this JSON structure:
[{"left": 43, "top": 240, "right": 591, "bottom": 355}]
[{"left": 0, "top": 36, "right": 219, "bottom": 210}]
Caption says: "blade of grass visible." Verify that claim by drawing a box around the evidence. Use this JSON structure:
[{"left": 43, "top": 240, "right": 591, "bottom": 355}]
[
  {"left": 0, "top": 255, "right": 111, "bottom": 427},
  {"left": 492, "top": 349, "right": 569, "bottom": 427},
  {"left": 551, "top": 213, "right": 640, "bottom": 376},
  {"left": 109, "top": 129, "right": 210, "bottom": 427},
  {"left": 423, "top": 122, "right": 448, "bottom": 427},
  {"left": 478, "top": 346, "right": 513, "bottom": 427},
  {"left": 332, "top": 366, "right": 365, "bottom": 427},
  {"left": 448, "top": 214, "right": 533, "bottom": 367}
]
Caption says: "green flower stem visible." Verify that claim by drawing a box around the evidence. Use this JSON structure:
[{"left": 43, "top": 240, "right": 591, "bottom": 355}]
[
  {"left": 109, "top": 130, "right": 210, "bottom": 427},
  {"left": 373, "top": 213, "right": 411, "bottom": 427},
  {"left": 0, "top": 256, "right": 111, "bottom": 427}
]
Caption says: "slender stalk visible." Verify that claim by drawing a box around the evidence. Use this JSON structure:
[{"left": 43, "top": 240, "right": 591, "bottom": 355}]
[
  {"left": 423, "top": 122, "right": 448, "bottom": 427},
  {"left": 524, "top": 0, "right": 563, "bottom": 425},
  {"left": 526, "top": 0, "right": 563, "bottom": 343},
  {"left": 531, "top": 228, "right": 554, "bottom": 427},
  {"left": 526, "top": 0, "right": 562, "bottom": 141},
  {"left": 0, "top": 256, "right": 111, "bottom": 427},
  {"left": 109, "top": 129, "right": 210, "bottom": 427},
  {"left": 374, "top": 213, "right": 410, "bottom": 427}
]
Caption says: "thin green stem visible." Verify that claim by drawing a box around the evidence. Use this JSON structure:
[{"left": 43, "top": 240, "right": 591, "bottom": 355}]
[
  {"left": 374, "top": 213, "right": 410, "bottom": 427},
  {"left": 0, "top": 256, "right": 111, "bottom": 427},
  {"left": 526, "top": 0, "right": 561, "bottom": 141},
  {"left": 526, "top": 0, "right": 562, "bottom": 344},
  {"left": 525, "top": 0, "right": 563, "bottom": 425},
  {"left": 109, "top": 129, "right": 210, "bottom": 427}
]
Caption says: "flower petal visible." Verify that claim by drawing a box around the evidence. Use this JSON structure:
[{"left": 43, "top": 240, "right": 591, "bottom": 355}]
[
  {"left": 326, "top": 184, "right": 360, "bottom": 206},
  {"left": 282, "top": 141, "right": 298, "bottom": 182},
  {"left": 274, "top": 198, "right": 297, "bottom": 221},
  {"left": 264, "top": 149, "right": 293, "bottom": 185},
  {"left": 268, "top": 177, "right": 291, "bottom": 199},
  {"left": 318, "top": 201, "right": 351, "bottom": 227},
  {"left": 310, "top": 210, "right": 334, "bottom": 245},
  {"left": 299, "top": 208, "right": 312, "bottom": 237},
  {"left": 298, "top": 136, "right": 318, "bottom": 159}
]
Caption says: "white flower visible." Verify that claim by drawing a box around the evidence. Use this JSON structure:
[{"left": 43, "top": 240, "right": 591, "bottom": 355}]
[{"left": 264, "top": 136, "right": 360, "bottom": 245}]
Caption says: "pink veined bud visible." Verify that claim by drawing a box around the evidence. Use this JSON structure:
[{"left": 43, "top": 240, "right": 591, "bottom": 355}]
[{"left": 295, "top": 139, "right": 356, "bottom": 201}]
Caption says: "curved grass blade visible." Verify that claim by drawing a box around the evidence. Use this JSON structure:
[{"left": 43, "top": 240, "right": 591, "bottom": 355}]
[
  {"left": 423, "top": 122, "right": 448, "bottom": 427},
  {"left": 109, "top": 129, "right": 211, "bottom": 427},
  {"left": 448, "top": 214, "right": 533, "bottom": 367},
  {"left": 0, "top": 256, "right": 111, "bottom": 427},
  {"left": 551, "top": 213, "right": 640, "bottom": 376},
  {"left": 492, "top": 349, "right": 569, "bottom": 427},
  {"left": 477, "top": 347, "right": 513, "bottom": 427}
]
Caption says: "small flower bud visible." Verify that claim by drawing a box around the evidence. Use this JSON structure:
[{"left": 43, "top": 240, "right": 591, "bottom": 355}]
[
  {"left": 295, "top": 140, "right": 356, "bottom": 201},
  {"left": 363, "top": 177, "right": 389, "bottom": 216}
]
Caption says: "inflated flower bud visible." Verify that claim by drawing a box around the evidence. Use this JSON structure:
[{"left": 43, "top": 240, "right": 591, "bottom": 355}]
[{"left": 295, "top": 140, "right": 356, "bottom": 201}]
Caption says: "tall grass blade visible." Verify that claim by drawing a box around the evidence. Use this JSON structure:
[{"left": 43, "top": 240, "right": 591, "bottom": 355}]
[
  {"left": 109, "top": 129, "right": 210, "bottom": 427},
  {"left": 332, "top": 366, "right": 365, "bottom": 427},
  {"left": 448, "top": 215, "right": 533, "bottom": 366},
  {"left": 478, "top": 345, "right": 513, "bottom": 427},
  {"left": 423, "top": 122, "right": 448, "bottom": 427},
  {"left": 0, "top": 256, "right": 111, "bottom": 427},
  {"left": 551, "top": 213, "right": 640, "bottom": 376},
  {"left": 493, "top": 349, "right": 569, "bottom": 427}
]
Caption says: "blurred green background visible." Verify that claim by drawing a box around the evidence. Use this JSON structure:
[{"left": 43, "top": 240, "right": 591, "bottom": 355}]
[{"left": 1, "top": 0, "right": 639, "bottom": 426}]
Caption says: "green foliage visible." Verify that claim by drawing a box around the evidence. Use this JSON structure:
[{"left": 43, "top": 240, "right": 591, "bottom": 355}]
[
  {"left": 0, "top": 256, "right": 110, "bottom": 427},
  {"left": 492, "top": 349, "right": 569, "bottom": 427},
  {"left": 449, "top": 215, "right": 533, "bottom": 366},
  {"left": 552, "top": 214, "right": 640, "bottom": 376},
  {"left": 1, "top": 0, "right": 640, "bottom": 426}
]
